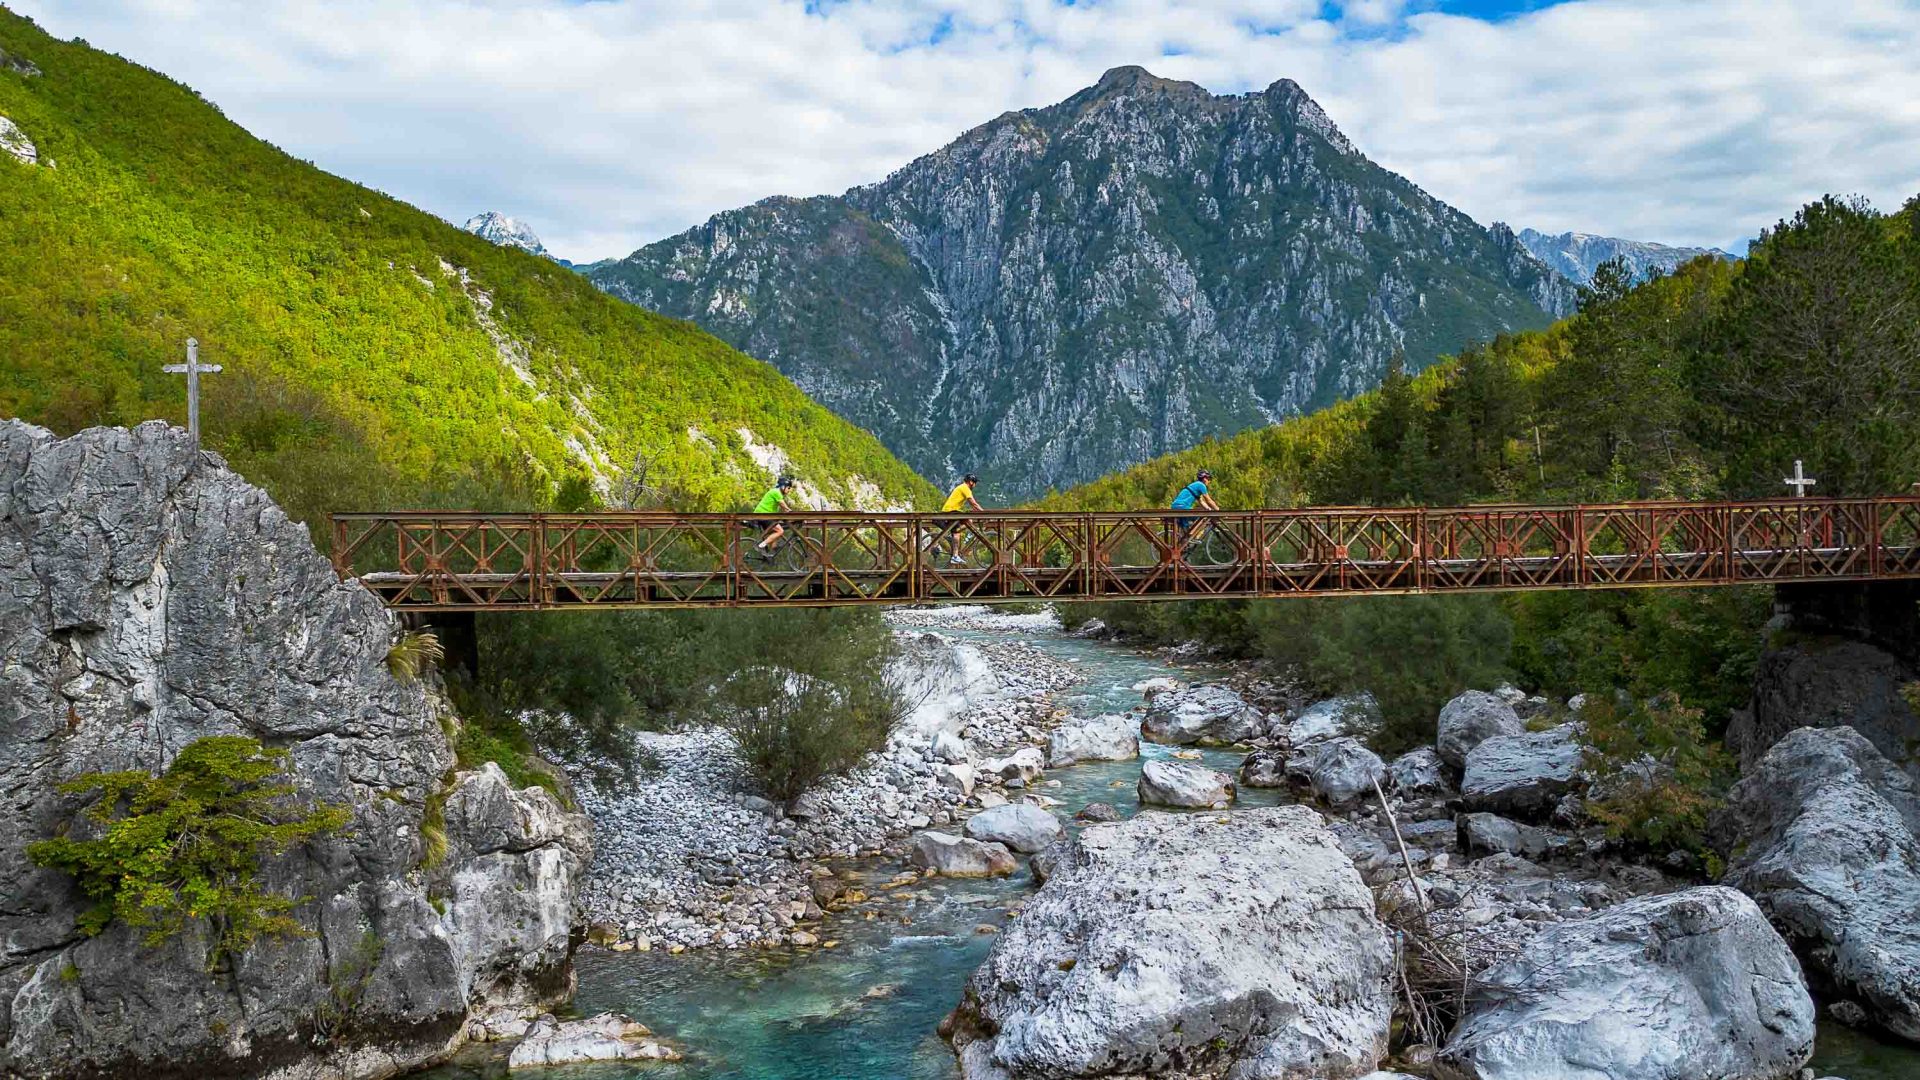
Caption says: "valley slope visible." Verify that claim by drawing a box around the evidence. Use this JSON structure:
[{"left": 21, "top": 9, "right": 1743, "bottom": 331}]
[
  {"left": 592, "top": 66, "right": 1575, "bottom": 499},
  {"left": 0, "top": 9, "right": 935, "bottom": 523}
]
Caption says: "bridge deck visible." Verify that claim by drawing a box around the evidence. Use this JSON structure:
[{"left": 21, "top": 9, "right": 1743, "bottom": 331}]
[{"left": 329, "top": 499, "right": 1920, "bottom": 610}]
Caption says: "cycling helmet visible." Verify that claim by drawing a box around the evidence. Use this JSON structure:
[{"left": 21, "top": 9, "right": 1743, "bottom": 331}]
[
  {"left": 1196, "top": 469, "right": 1213, "bottom": 482},
  {"left": 777, "top": 475, "right": 796, "bottom": 489},
  {"left": 963, "top": 473, "right": 980, "bottom": 484}
]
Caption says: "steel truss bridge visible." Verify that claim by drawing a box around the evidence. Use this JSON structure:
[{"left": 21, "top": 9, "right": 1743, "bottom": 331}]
[{"left": 328, "top": 498, "right": 1920, "bottom": 612}]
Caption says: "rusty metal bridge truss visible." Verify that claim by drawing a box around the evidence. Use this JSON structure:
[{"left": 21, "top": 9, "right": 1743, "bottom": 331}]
[{"left": 327, "top": 498, "right": 1920, "bottom": 611}]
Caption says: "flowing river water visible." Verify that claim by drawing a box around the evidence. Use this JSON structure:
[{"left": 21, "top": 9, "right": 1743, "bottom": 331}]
[{"left": 422, "top": 618, "right": 1917, "bottom": 1080}]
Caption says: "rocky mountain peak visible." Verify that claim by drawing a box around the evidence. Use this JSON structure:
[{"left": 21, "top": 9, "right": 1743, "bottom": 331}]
[
  {"left": 464, "top": 210, "right": 549, "bottom": 258},
  {"left": 1516, "top": 226, "right": 1733, "bottom": 287}
]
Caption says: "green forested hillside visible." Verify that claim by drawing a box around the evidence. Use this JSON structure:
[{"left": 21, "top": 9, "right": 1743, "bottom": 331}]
[{"left": 0, "top": 9, "right": 935, "bottom": 529}]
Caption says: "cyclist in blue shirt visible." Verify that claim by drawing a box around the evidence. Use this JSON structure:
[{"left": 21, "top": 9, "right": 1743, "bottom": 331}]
[{"left": 1170, "top": 469, "right": 1219, "bottom": 545}]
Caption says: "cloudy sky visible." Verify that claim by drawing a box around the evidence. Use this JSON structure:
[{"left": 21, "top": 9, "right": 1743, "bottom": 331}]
[{"left": 20, "top": 0, "right": 1920, "bottom": 262}]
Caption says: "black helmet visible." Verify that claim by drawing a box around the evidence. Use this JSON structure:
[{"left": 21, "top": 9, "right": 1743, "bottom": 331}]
[
  {"left": 1197, "top": 469, "right": 1213, "bottom": 482},
  {"left": 963, "top": 472, "right": 979, "bottom": 484},
  {"left": 777, "top": 475, "right": 796, "bottom": 489}
]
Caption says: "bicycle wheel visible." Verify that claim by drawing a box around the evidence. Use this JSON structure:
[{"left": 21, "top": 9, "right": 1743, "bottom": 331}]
[
  {"left": 1190, "top": 528, "right": 1236, "bottom": 567},
  {"left": 774, "top": 535, "right": 812, "bottom": 573}
]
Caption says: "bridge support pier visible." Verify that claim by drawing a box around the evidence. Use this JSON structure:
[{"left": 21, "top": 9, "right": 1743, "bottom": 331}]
[
  {"left": 1773, "top": 580, "right": 1920, "bottom": 665},
  {"left": 404, "top": 610, "right": 479, "bottom": 681}
]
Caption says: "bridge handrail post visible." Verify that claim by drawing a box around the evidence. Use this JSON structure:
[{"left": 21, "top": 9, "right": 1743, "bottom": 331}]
[{"left": 531, "top": 513, "right": 548, "bottom": 607}]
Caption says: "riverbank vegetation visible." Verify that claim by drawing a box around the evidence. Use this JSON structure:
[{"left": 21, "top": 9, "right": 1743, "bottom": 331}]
[{"left": 1051, "top": 192, "right": 1920, "bottom": 856}]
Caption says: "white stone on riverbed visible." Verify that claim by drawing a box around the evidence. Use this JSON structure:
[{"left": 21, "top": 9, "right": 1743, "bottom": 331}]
[
  {"left": 1140, "top": 684, "right": 1268, "bottom": 746},
  {"left": 1287, "top": 691, "right": 1383, "bottom": 747},
  {"left": 1136, "top": 758, "right": 1234, "bottom": 809},
  {"left": 982, "top": 747, "right": 1045, "bottom": 783},
  {"left": 1460, "top": 723, "right": 1585, "bottom": 819},
  {"left": 946, "top": 805, "right": 1393, "bottom": 1079},
  {"left": 1437, "top": 689, "right": 1526, "bottom": 768},
  {"left": 507, "top": 1012, "right": 681, "bottom": 1067},
  {"left": 1046, "top": 713, "right": 1139, "bottom": 767},
  {"left": 910, "top": 831, "right": 1017, "bottom": 877},
  {"left": 963, "top": 802, "right": 1063, "bottom": 854},
  {"left": 1287, "top": 735, "right": 1386, "bottom": 808}
]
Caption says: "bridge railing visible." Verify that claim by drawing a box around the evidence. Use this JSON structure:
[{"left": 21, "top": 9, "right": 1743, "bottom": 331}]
[{"left": 328, "top": 497, "right": 1920, "bottom": 610}]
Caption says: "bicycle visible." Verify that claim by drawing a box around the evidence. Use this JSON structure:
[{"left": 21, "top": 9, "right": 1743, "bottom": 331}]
[
  {"left": 924, "top": 519, "right": 991, "bottom": 570},
  {"left": 744, "top": 528, "right": 812, "bottom": 573},
  {"left": 1179, "top": 519, "right": 1236, "bottom": 567}
]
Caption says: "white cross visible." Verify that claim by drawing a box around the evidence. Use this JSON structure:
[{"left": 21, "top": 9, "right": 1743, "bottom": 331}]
[
  {"left": 161, "top": 338, "right": 221, "bottom": 443},
  {"left": 1783, "top": 459, "right": 1817, "bottom": 498}
]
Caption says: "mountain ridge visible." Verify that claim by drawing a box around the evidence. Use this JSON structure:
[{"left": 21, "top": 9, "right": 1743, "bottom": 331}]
[
  {"left": 1517, "top": 227, "right": 1732, "bottom": 287},
  {"left": 592, "top": 66, "right": 1575, "bottom": 499}
]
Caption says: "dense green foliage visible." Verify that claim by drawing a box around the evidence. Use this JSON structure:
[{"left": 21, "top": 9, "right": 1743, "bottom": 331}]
[
  {"left": 0, "top": 10, "right": 934, "bottom": 523},
  {"left": 27, "top": 737, "right": 349, "bottom": 964},
  {"left": 473, "top": 607, "right": 903, "bottom": 799},
  {"left": 1053, "top": 192, "right": 1920, "bottom": 856}
]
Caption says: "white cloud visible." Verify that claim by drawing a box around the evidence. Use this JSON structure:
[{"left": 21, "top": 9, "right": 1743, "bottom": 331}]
[{"left": 16, "top": 0, "right": 1920, "bottom": 260}]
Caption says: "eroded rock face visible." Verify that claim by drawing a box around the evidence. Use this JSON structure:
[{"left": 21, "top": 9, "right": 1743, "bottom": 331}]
[
  {"left": 1719, "top": 726, "right": 1920, "bottom": 1041},
  {"left": 1437, "top": 690, "right": 1525, "bottom": 769},
  {"left": 1435, "top": 887, "right": 1814, "bottom": 1080},
  {"left": 0, "top": 422, "right": 590, "bottom": 1080},
  {"left": 1137, "top": 759, "right": 1234, "bottom": 809},
  {"left": 946, "top": 806, "right": 1393, "bottom": 1079},
  {"left": 1730, "top": 641, "right": 1920, "bottom": 782},
  {"left": 1046, "top": 713, "right": 1139, "bottom": 767},
  {"left": 1140, "top": 685, "right": 1268, "bottom": 746},
  {"left": 1460, "top": 724, "right": 1584, "bottom": 820}
]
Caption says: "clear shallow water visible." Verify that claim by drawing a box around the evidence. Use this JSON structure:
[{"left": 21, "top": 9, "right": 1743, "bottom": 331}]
[{"left": 419, "top": 621, "right": 1920, "bottom": 1080}]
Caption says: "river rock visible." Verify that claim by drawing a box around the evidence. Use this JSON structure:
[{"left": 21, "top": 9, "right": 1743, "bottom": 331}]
[
  {"left": 933, "top": 731, "right": 972, "bottom": 765},
  {"left": 1437, "top": 690, "right": 1526, "bottom": 768},
  {"left": 945, "top": 805, "right": 1393, "bottom": 1079},
  {"left": 1137, "top": 759, "right": 1234, "bottom": 809},
  {"left": 982, "top": 747, "right": 1045, "bottom": 784},
  {"left": 507, "top": 1012, "right": 680, "bottom": 1067},
  {"left": 1140, "top": 685, "right": 1267, "bottom": 746},
  {"left": 1435, "top": 886, "right": 1814, "bottom": 1080},
  {"left": 964, "top": 803, "right": 1063, "bottom": 854},
  {"left": 910, "top": 831, "right": 1017, "bottom": 877},
  {"left": 1388, "top": 747, "right": 1451, "bottom": 796},
  {"left": 1287, "top": 692, "right": 1383, "bottom": 747},
  {"left": 1730, "top": 641, "right": 1920, "bottom": 782},
  {"left": 1719, "top": 726, "right": 1920, "bottom": 1041},
  {"left": 1460, "top": 724, "right": 1585, "bottom": 819},
  {"left": 935, "top": 761, "right": 977, "bottom": 798},
  {"left": 1074, "top": 802, "right": 1120, "bottom": 823},
  {"left": 1457, "top": 812, "right": 1569, "bottom": 861},
  {"left": 1046, "top": 713, "right": 1139, "bottom": 767},
  {"left": 1288, "top": 736, "right": 1386, "bottom": 808},
  {"left": 0, "top": 422, "right": 593, "bottom": 1080},
  {"left": 1239, "top": 748, "right": 1287, "bottom": 788}
]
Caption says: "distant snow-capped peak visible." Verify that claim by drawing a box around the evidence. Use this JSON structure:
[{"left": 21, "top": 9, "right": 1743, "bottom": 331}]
[{"left": 462, "top": 211, "right": 548, "bottom": 257}]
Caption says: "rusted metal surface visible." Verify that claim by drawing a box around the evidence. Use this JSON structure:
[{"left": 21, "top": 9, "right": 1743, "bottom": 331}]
[{"left": 328, "top": 498, "right": 1920, "bottom": 611}]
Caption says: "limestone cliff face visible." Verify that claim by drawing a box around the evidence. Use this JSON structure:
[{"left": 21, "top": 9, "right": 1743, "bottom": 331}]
[
  {"left": 0, "top": 420, "right": 589, "bottom": 1080},
  {"left": 593, "top": 66, "right": 1575, "bottom": 498}
]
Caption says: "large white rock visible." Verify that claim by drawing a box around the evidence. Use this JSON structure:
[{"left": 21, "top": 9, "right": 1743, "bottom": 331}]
[
  {"left": 1720, "top": 725, "right": 1920, "bottom": 1041},
  {"left": 1437, "top": 690, "right": 1526, "bottom": 768},
  {"left": 910, "top": 831, "right": 1017, "bottom": 877},
  {"left": 1046, "top": 713, "right": 1140, "bottom": 767},
  {"left": 933, "top": 730, "right": 972, "bottom": 764},
  {"left": 1287, "top": 736, "right": 1386, "bottom": 808},
  {"left": 946, "top": 806, "right": 1393, "bottom": 1079},
  {"left": 1436, "top": 887, "right": 1814, "bottom": 1080},
  {"left": 508, "top": 1012, "right": 679, "bottom": 1067},
  {"left": 890, "top": 631, "right": 1002, "bottom": 747},
  {"left": 1287, "top": 692, "right": 1383, "bottom": 747},
  {"left": 1460, "top": 724, "right": 1584, "bottom": 819},
  {"left": 964, "top": 802, "right": 1063, "bottom": 854},
  {"left": 1137, "top": 759, "right": 1234, "bottom": 809},
  {"left": 1239, "top": 749, "right": 1287, "bottom": 788},
  {"left": 1140, "top": 685, "right": 1268, "bottom": 746},
  {"left": 982, "top": 747, "right": 1046, "bottom": 784},
  {"left": 1387, "top": 747, "right": 1451, "bottom": 796},
  {"left": 934, "top": 761, "right": 977, "bottom": 798},
  {"left": 0, "top": 116, "right": 36, "bottom": 166}
]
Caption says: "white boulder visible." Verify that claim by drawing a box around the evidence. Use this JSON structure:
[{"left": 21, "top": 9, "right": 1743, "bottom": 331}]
[
  {"left": 910, "top": 831, "right": 1017, "bottom": 877},
  {"left": 1137, "top": 759, "right": 1235, "bottom": 809},
  {"left": 946, "top": 806, "right": 1393, "bottom": 1079},
  {"left": 1140, "top": 685, "right": 1268, "bottom": 746},
  {"left": 1437, "top": 690, "right": 1526, "bottom": 768},
  {"left": 1287, "top": 736, "right": 1387, "bottom": 808},
  {"left": 1046, "top": 714, "right": 1140, "bottom": 767},
  {"left": 1388, "top": 747, "right": 1451, "bottom": 796},
  {"left": 507, "top": 1012, "right": 680, "bottom": 1067},
  {"left": 982, "top": 747, "right": 1046, "bottom": 784},
  {"left": 1287, "top": 692, "right": 1383, "bottom": 747},
  {"left": 964, "top": 802, "right": 1063, "bottom": 854},
  {"left": 1460, "top": 724, "right": 1585, "bottom": 819}
]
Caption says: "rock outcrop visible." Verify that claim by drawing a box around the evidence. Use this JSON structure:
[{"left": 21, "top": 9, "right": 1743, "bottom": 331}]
[
  {"left": 1436, "top": 887, "right": 1814, "bottom": 1080},
  {"left": 1719, "top": 725, "right": 1920, "bottom": 1041},
  {"left": 945, "top": 806, "right": 1393, "bottom": 1079},
  {"left": 0, "top": 422, "right": 591, "bottom": 1080},
  {"left": 1140, "top": 685, "right": 1268, "bottom": 746},
  {"left": 1286, "top": 693, "right": 1383, "bottom": 748},
  {"left": 505, "top": 1013, "right": 679, "bottom": 1067},
  {"left": 1730, "top": 640, "right": 1920, "bottom": 782},
  {"left": 1287, "top": 736, "right": 1387, "bottom": 808}
]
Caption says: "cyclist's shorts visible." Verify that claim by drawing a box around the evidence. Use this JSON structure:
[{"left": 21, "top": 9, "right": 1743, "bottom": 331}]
[
  {"left": 1177, "top": 517, "right": 1196, "bottom": 533},
  {"left": 750, "top": 519, "right": 778, "bottom": 534}
]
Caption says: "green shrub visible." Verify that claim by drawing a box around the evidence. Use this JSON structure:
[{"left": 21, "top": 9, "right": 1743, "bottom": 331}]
[
  {"left": 28, "top": 736, "right": 349, "bottom": 965},
  {"left": 385, "top": 629, "right": 444, "bottom": 682},
  {"left": 1579, "top": 694, "right": 1731, "bottom": 867}
]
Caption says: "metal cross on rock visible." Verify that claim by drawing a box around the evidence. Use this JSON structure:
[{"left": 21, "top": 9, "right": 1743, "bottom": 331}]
[
  {"left": 1784, "top": 459, "right": 1817, "bottom": 498},
  {"left": 162, "top": 338, "right": 221, "bottom": 443}
]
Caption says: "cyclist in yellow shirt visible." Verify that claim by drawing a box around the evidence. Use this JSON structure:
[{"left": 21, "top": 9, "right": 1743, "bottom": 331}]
[{"left": 935, "top": 473, "right": 983, "bottom": 565}]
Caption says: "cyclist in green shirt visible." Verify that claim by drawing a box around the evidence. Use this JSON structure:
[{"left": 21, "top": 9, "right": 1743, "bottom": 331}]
[{"left": 748, "top": 476, "right": 798, "bottom": 561}]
